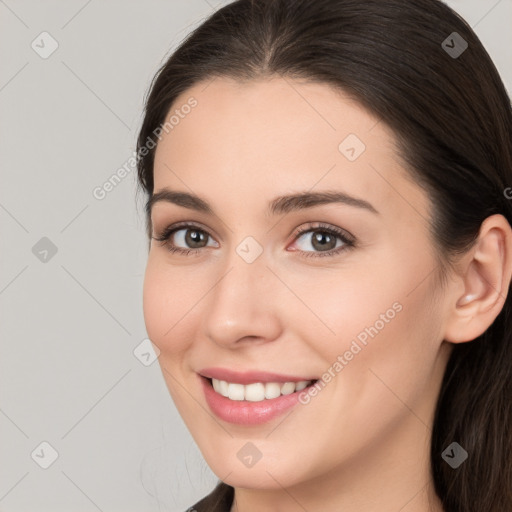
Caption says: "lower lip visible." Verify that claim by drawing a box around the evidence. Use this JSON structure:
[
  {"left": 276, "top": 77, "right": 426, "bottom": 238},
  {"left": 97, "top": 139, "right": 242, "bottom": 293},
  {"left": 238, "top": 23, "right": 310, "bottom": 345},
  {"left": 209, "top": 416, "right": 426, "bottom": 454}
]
[{"left": 200, "top": 375, "right": 316, "bottom": 425}]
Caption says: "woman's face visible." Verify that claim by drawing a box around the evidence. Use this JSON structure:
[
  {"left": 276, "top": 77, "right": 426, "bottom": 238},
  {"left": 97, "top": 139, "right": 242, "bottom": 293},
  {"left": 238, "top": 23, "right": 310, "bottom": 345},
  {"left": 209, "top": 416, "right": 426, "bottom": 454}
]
[{"left": 143, "top": 76, "right": 454, "bottom": 492}]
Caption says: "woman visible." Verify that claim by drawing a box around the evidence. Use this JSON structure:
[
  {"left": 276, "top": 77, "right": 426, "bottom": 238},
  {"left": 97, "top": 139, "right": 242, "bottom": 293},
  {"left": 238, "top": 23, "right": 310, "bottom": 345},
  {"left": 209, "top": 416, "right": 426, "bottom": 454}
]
[{"left": 136, "top": 0, "right": 512, "bottom": 510}]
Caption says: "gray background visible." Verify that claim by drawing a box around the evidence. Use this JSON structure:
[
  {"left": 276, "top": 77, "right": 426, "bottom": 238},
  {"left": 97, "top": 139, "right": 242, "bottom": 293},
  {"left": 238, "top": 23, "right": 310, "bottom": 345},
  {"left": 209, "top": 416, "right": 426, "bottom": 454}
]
[{"left": 0, "top": 1, "right": 510, "bottom": 511}]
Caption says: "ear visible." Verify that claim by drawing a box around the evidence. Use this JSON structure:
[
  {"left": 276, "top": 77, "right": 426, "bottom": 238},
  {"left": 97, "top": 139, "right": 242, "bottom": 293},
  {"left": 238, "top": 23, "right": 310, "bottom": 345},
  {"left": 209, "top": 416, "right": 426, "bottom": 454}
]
[{"left": 443, "top": 214, "right": 512, "bottom": 344}]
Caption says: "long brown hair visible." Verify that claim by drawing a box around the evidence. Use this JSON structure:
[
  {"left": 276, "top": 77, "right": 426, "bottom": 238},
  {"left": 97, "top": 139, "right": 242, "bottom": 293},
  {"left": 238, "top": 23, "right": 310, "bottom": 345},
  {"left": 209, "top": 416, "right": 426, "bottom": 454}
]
[{"left": 135, "top": 1, "right": 512, "bottom": 510}]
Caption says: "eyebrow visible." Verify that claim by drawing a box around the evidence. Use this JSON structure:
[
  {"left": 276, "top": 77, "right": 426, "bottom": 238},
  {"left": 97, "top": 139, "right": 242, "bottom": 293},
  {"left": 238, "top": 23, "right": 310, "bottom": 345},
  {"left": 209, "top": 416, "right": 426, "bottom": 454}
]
[{"left": 146, "top": 187, "right": 379, "bottom": 217}]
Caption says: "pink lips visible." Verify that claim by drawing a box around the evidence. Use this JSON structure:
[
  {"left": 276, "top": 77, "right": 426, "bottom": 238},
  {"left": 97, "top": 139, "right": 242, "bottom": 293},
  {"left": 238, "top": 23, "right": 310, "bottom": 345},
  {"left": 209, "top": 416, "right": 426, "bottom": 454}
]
[{"left": 198, "top": 367, "right": 319, "bottom": 425}]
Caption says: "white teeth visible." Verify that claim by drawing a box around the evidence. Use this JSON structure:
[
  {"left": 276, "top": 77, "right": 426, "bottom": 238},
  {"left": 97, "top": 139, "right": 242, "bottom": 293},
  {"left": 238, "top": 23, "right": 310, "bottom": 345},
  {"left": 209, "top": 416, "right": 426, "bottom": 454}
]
[
  {"left": 265, "top": 382, "right": 281, "bottom": 400},
  {"left": 219, "top": 379, "right": 229, "bottom": 396},
  {"left": 211, "top": 378, "right": 313, "bottom": 402},
  {"left": 295, "top": 380, "right": 309, "bottom": 391},
  {"left": 245, "top": 383, "right": 265, "bottom": 402},
  {"left": 227, "top": 383, "right": 245, "bottom": 401},
  {"left": 280, "top": 382, "right": 296, "bottom": 395}
]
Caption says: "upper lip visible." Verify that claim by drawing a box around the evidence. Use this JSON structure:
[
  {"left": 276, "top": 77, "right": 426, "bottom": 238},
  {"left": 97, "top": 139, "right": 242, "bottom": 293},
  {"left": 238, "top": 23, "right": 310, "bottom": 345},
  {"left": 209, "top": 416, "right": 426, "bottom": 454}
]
[{"left": 199, "top": 367, "right": 318, "bottom": 385}]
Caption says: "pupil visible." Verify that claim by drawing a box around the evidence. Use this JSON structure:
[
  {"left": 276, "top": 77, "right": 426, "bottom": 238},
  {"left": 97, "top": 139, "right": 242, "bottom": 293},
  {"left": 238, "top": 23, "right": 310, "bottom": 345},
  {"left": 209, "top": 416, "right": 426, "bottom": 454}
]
[
  {"left": 313, "top": 231, "right": 335, "bottom": 250},
  {"left": 186, "top": 230, "right": 205, "bottom": 248}
]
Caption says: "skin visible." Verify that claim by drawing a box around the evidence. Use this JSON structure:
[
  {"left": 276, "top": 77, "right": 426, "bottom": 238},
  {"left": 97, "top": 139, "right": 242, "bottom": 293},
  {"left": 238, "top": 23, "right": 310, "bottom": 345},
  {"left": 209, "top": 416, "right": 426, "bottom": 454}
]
[{"left": 142, "top": 76, "right": 512, "bottom": 512}]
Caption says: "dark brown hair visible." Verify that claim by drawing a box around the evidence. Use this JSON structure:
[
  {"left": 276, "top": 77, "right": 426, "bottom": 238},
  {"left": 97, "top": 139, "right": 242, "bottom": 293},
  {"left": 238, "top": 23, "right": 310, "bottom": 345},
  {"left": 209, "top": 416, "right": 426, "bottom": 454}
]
[{"left": 136, "top": 1, "right": 512, "bottom": 510}]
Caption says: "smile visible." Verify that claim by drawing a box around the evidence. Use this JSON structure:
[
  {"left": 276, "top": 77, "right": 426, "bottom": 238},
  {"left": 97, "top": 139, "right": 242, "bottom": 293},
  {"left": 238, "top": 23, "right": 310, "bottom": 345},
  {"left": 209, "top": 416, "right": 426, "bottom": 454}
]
[
  {"left": 198, "top": 369, "right": 320, "bottom": 425},
  {"left": 211, "top": 378, "right": 314, "bottom": 401}
]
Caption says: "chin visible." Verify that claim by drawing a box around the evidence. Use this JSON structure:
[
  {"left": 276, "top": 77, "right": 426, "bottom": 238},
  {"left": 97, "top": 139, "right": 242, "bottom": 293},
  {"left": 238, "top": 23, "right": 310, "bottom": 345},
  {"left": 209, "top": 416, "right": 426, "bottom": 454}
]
[{"left": 203, "top": 449, "right": 307, "bottom": 490}]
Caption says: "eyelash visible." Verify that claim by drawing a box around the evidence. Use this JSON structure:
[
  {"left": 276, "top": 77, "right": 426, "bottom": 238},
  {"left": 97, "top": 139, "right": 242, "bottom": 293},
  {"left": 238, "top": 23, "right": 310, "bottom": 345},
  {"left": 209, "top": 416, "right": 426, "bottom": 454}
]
[{"left": 152, "top": 221, "right": 356, "bottom": 259}]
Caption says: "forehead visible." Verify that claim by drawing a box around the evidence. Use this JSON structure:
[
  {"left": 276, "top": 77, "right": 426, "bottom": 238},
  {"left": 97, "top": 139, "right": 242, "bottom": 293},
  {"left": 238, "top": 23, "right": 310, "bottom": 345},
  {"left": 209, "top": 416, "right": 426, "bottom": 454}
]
[{"left": 152, "top": 76, "right": 429, "bottom": 223}]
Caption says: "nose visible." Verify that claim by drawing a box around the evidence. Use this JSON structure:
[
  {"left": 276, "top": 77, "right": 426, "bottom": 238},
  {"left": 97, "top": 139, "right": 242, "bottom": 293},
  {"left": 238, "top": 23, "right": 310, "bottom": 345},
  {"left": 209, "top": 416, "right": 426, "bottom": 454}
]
[{"left": 202, "top": 251, "right": 283, "bottom": 348}]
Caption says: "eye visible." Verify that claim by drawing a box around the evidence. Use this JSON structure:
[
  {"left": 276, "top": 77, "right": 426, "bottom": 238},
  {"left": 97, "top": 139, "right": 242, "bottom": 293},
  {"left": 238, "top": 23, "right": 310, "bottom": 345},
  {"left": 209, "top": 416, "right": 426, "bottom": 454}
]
[
  {"left": 152, "top": 222, "right": 219, "bottom": 256},
  {"left": 152, "top": 221, "right": 356, "bottom": 258},
  {"left": 289, "top": 222, "right": 355, "bottom": 258}
]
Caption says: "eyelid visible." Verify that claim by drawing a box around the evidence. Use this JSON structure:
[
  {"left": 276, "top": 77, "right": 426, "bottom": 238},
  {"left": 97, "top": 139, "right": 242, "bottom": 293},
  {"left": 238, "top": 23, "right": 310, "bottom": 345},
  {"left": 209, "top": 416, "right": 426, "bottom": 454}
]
[
  {"left": 290, "top": 222, "right": 355, "bottom": 244},
  {"left": 152, "top": 220, "right": 220, "bottom": 243}
]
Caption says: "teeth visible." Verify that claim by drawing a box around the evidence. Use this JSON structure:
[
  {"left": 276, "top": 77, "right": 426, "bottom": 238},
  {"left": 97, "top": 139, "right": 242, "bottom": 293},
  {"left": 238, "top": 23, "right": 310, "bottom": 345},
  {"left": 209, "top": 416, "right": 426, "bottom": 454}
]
[
  {"left": 211, "top": 378, "right": 313, "bottom": 401},
  {"left": 295, "top": 380, "right": 309, "bottom": 391},
  {"left": 228, "top": 383, "right": 245, "bottom": 401},
  {"left": 280, "top": 382, "right": 296, "bottom": 395},
  {"left": 265, "top": 382, "right": 281, "bottom": 400},
  {"left": 244, "top": 382, "right": 265, "bottom": 401}
]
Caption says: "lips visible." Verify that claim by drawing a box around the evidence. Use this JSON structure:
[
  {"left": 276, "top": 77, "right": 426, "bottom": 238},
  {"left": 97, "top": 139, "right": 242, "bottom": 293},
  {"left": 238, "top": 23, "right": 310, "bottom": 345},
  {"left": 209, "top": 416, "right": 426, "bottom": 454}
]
[
  {"left": 198, "top": 367, "right": 319, "bottom": 385},
  {"left": 197, "top": 367, "right": 321, "bottom": 424},
  {"left": 199, "top": 374, "right": 318, "bottom": 425}
]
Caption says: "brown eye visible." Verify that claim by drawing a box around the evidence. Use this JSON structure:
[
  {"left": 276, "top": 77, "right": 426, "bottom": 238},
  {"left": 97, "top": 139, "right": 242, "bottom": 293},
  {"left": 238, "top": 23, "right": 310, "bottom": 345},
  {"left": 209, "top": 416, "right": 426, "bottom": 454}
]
[
  {"left": 181, "top": 228, "right": 209, "bottom": 248},
  {"left": 294, "top": 228, "right": 345, "bottom": 253},
  {"left": 310, "top": 230, "right": 338, "bottom": 251},
  {"left": 290, "top": 223, "right": 356, "bottom": 259},
  {"left": 152, "top": 224, "right": 219, "bottom": 255}
]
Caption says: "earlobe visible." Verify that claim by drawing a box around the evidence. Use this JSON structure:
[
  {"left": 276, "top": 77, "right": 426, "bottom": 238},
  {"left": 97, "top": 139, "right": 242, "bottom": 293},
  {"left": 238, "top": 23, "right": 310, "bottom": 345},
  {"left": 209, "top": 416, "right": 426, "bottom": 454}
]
[{"left": 443, "top": 214, "right": 512, "bottom": 344}]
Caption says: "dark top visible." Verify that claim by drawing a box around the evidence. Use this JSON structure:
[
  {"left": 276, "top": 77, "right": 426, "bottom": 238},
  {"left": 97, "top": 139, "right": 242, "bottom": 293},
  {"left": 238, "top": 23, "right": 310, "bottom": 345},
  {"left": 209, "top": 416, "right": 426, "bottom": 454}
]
[{"left": 186, "top": 481, "right": 234, "bottom": 512}]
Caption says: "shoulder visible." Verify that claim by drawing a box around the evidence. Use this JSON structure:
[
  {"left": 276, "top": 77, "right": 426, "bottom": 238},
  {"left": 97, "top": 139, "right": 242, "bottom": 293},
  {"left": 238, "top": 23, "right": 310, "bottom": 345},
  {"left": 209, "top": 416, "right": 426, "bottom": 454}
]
[{"left": 186, "top": 481, "right": 234, "bottom": 512}]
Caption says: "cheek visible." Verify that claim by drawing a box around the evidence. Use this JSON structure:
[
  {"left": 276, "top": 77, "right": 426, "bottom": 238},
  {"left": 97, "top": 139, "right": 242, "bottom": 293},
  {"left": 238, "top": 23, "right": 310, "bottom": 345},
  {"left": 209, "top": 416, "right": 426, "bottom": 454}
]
[
  {"left": 142, "top": 259, "right": 203, "bottom": 412},
  {"left": 331, "top": 276, "right": 442, "bottom": 427},
  {"left": 292, "top": 266, "right": 398, "bottom": 358},
  {"left": 304, "top": 251, "right": 441, "bottom": 397},
  {"left": 142, "top": 257, "right": 199, "bottom": 356}
]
